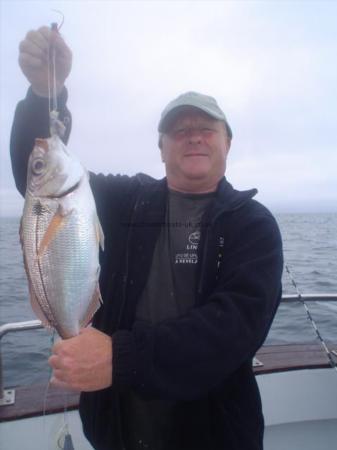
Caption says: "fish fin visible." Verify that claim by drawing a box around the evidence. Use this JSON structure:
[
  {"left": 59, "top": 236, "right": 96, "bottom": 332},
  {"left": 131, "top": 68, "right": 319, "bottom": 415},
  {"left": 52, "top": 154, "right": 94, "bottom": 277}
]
[
  {"left": 80, "top": 281, "right": 102, "bottom": 328},
  {"left": 95, "top": 217, "right": 105, "bottom": 251},
  {"left": 38, "top": 207, "right": 68, "bottom": 258}
]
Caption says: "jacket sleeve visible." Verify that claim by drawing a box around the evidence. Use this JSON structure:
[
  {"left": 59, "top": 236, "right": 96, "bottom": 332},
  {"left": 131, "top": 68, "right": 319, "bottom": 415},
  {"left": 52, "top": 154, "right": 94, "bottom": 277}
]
[
  {"left": 10, "top": 87, "right": 72, "bottom": 196},
  {"left": 112, "top": 206, "right": 283, "bottom": 400}
]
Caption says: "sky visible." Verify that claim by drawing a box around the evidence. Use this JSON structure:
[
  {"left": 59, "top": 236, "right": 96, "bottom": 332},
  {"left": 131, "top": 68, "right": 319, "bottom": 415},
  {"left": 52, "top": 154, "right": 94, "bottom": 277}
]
[{"left": 1, "top": 0, "right": 337, "bottom": 216}]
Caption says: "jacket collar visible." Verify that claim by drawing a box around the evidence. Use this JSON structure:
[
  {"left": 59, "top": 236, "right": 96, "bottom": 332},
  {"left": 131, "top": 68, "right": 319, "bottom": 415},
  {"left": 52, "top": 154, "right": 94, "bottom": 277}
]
[
  {"left": 137, "top": 174, "right": 257, "bottom": 215},
  {"left": 212, "top": 177, "right": 258, "bottom": 213}
]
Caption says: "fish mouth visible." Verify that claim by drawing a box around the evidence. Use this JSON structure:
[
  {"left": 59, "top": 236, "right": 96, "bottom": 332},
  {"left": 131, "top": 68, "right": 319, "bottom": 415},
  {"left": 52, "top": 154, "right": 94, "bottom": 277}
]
[{"left": 46, "top": 178, "right": 82, "bottom": 199}]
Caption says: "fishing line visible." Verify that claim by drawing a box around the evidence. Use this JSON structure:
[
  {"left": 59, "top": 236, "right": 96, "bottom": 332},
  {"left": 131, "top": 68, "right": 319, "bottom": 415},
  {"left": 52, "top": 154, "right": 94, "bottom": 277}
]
[
  {"left": 47, "top": 41, "right": 52, "bottom": 116},
  {"left": 47, "top": 14, "right": 66, "bottom": 138},
  {"left": 52, "top": 43, "right": 58, "bottom": 113},
  {"left": 47, "top": 22, "right": 58, "bottom": 116},
  {"left": 48, "top": 10, "right": 64, "bottom": 113},
  {"left": 61, "top": 381, "right": 72, "bottom": 447},
  {"left": 42, "top": 330, "right": 74, "bottom": 450},
  {"left": 42, "top": 330, "right": 56, "bottom": 449},
  {"left": 285, "top": 264, "right": 337, "bottom": 374},
  {"left": 46, "top": 17, "right": 74, "bottom": 449}
]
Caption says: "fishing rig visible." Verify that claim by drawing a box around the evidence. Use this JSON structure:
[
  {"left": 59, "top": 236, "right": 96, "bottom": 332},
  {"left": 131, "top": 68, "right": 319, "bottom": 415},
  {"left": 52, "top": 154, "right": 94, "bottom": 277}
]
[
  {"left": 285, "top": 263, "right": 337, "bottom": 374},
  {"left": 45, "top": 16, "right": 75, "bottom": 450},
  {"left": 48, "top": 12, "right": 66, "bottom": 138}
]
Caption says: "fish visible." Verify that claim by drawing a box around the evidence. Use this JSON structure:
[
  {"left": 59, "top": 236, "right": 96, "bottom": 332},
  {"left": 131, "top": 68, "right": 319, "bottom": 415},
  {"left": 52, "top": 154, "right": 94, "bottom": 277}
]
[{"left": 20, "top": 134, "right": 104, "bottom": 339}]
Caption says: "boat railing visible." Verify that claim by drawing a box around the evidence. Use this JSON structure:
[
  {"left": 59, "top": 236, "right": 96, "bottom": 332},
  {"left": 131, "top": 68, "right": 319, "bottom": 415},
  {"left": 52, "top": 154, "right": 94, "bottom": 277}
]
[
  {"left": 1, "top": 293, "right": 337, "bottom": 406},
  {"left": 281, "top": 294, "right": 337, "bottom": 302},
  {"left": 0, "top": 320, "right": 43, "bottom": 406}
]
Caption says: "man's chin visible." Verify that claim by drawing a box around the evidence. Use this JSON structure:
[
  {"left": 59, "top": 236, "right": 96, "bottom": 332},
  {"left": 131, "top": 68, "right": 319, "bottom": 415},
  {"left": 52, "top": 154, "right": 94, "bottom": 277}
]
[{"left": 183, "top": 169, "right": 209, "bottom": 180}]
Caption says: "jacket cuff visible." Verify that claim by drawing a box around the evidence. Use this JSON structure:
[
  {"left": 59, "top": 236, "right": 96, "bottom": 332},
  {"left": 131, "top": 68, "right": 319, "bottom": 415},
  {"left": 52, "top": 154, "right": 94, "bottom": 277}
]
[{"left": 112, "top": 330, "right": 139, "bottom": 388}]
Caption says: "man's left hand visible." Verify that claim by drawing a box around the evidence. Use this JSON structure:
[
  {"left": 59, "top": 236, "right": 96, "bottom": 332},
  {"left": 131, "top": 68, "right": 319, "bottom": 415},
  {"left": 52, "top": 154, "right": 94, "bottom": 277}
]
[{"left": 49, "top": 327, "right": 113, "bottom": 392}]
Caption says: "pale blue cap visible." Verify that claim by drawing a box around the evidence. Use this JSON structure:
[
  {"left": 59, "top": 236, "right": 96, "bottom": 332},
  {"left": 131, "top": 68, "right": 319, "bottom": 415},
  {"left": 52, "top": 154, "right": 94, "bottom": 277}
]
[{"left": 158, "top": 91, "right": 232, "bottom": 139}]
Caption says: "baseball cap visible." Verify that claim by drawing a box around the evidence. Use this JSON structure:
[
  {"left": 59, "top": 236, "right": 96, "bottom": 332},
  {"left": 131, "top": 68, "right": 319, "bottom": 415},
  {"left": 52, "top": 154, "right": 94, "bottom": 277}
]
[{"left": 158, "top": 91, "right": 232, "bottom": 139}]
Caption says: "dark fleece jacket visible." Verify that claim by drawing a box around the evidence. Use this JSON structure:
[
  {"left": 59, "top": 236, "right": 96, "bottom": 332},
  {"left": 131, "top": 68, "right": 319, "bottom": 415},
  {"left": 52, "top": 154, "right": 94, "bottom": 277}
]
[{"left": 10, "top": 88, "right": 283, "bottom": 450}]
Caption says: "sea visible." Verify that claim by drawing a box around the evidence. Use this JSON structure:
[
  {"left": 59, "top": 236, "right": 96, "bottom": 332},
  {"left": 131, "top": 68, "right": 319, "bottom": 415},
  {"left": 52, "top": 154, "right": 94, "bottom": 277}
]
[{"left": 1, "top": 214, "right": 337, "bottom": 388}]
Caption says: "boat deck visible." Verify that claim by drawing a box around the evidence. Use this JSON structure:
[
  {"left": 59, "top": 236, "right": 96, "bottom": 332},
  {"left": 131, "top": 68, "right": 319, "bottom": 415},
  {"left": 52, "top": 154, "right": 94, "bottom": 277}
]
[{"left": 255, "top": 342, "right": 337, "bottom": 374}]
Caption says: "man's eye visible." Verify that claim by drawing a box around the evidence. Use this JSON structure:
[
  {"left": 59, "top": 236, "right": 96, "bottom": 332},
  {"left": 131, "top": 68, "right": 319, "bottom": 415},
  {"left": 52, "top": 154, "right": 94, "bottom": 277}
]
[
  {"left": 170, "top": 126, "right": 216, "bottom": 139},
  {"left": 173, "top": 128, "right": 187, "bottom": 137}
]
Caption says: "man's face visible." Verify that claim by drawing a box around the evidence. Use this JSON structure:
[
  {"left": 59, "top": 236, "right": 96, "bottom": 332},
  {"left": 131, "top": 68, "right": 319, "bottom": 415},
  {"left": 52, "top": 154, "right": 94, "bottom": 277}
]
[{"left": 160, "top": 108, "right": 231, "bottom": 192}]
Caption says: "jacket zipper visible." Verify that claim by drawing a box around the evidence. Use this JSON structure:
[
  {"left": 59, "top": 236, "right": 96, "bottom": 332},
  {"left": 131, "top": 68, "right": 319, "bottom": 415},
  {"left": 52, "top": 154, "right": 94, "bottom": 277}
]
[{"left": 197, "top": 200, "right": 247, "bottom": 298}]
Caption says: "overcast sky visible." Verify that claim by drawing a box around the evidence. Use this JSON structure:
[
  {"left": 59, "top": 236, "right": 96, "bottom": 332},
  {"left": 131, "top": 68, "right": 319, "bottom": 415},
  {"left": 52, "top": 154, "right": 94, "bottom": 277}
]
[{"left": 1, "top": 0, "right": 336, "bottom": 216}]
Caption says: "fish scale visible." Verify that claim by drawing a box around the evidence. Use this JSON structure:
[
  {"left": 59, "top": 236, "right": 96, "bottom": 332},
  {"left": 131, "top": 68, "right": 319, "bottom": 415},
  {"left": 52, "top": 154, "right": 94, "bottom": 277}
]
[
  {"left": 20, "top": 135, "right": 104, "bottom": 339},
  {"left": 21, "top": 204, "right": 58, "bottom": 329}
]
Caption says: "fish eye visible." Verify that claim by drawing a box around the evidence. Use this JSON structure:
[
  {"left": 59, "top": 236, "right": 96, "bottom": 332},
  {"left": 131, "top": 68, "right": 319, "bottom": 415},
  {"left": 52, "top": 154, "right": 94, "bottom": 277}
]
[{"left": 32, "top": 159, "right": 45, "bottom": 175}]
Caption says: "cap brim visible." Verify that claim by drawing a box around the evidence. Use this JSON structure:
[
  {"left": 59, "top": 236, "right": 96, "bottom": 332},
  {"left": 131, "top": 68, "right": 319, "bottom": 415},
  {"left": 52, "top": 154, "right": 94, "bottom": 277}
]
[{"left": 158, "top": 104, "right": 225, "bottom": 133}]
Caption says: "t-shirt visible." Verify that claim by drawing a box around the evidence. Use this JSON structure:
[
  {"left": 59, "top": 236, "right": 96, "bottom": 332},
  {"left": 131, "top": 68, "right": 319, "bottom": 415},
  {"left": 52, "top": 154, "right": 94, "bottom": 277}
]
[
  {"left": 136, "top": 189, "right": 214, "bottom": 323},
  {"left": 120, "top": 190, "right": 214, "bottom": 450}
]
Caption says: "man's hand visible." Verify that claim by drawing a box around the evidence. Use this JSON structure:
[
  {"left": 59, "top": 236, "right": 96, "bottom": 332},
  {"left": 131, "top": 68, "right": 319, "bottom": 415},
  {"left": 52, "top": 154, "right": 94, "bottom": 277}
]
[
  {"left": 49, "top": 327, "right": 112, "bottom": 392},
  {"left": 19, "top": 26, "right": 72, "bottom": 97}
]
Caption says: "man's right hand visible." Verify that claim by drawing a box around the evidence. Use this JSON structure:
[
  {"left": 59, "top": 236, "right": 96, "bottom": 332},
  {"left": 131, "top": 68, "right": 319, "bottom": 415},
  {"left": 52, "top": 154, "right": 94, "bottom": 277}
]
[{"left": 19, "top": 26, "right": 72, "bottom": 98}]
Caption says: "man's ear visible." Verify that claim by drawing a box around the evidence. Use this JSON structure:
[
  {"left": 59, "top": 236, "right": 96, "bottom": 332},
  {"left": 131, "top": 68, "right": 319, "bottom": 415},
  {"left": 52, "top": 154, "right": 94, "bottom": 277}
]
[
  {"left": 223, "top": 133, "right": 231, "bottom": 156},
  {"left": 226, "top": 139, "right": 231, "bottom": 153},
  {"left": 158, "top": 134, "right": 166, "bottom": 162}
]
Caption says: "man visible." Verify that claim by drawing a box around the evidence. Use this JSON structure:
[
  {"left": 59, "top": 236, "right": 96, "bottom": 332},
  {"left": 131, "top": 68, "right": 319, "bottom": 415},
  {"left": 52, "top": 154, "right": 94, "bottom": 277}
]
[{"left": 11, "top": 26, "right": 283, "bottom": 450}]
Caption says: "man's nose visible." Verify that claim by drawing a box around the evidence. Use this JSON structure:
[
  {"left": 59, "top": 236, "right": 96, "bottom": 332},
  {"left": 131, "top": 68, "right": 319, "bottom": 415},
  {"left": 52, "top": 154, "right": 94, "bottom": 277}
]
[{"left": 187, "top": 127, "right": 202, "bottom": 143}]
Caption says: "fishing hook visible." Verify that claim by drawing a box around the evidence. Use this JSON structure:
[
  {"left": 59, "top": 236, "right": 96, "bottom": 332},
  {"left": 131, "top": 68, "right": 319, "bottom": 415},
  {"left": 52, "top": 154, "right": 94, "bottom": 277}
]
[{"left": 51, "top": 9, "right": 65, "bottom": 31}]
